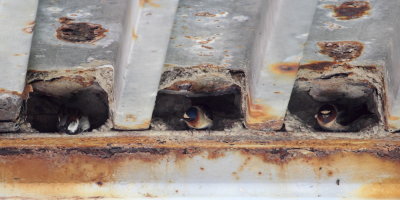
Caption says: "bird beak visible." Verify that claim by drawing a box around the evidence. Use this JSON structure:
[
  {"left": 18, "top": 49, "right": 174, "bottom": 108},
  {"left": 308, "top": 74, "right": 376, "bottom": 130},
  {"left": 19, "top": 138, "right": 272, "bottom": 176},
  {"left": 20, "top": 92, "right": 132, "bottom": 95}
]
[{"left": 183, "top": 113, "right": 189, "bottom": 119}]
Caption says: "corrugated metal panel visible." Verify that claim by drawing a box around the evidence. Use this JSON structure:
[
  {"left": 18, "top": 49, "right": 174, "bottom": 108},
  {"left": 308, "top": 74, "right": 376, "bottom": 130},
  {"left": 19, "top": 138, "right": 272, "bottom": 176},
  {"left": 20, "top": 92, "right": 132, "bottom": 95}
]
[{"left": 0, "top": 0, "right": 399, "bottom": 199}]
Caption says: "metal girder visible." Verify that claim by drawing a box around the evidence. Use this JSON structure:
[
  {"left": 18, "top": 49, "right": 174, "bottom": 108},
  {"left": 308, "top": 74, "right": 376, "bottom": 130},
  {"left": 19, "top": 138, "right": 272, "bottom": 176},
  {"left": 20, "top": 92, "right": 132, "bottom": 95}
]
[{"left": 0, "top": 0, "right": 38, "bottom": 131}]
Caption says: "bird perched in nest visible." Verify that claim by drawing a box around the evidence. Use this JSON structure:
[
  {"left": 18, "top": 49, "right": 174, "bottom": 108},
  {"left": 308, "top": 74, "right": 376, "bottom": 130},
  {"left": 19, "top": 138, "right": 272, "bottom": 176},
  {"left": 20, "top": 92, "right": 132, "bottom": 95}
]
[
  {"left": 315, "top": 104, "right": 349, "bottom": 132},
  {"left": 58, "top": 108, "right": 90, "bottom": 135},
  {"left": 315, "top": 103, "right": 373, "bottom": 132},
  {"left": 182, "top": 106, "right": 213, "bottom": 130}
]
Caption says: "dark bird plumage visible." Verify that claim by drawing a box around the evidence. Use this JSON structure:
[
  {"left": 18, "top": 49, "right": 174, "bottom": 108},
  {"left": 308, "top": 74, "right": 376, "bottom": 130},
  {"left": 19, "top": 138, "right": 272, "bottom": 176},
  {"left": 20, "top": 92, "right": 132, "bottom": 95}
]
[{"left": 58, "top": 108, "right": 90, "bottom": 135}]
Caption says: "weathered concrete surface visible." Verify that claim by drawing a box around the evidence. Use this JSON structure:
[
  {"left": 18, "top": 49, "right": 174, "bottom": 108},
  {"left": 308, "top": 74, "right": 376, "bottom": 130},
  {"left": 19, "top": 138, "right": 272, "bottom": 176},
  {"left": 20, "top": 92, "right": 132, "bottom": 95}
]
[
  {"left": 0, "top": 0, "right": 38, "bottom": 124},
  {"left": 0, "top": 131, "right": 398, "bottom": 199},
  {"left": 113, "top": 0, "right": 179, "bottom": 130}
]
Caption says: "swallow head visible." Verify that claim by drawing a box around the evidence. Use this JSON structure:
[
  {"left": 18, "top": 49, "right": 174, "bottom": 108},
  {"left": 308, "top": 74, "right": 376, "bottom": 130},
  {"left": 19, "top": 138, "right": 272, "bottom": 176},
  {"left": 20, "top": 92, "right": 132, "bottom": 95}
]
[
  {"left": 316, "top": 104, "right": 338, "bottom": 125},
  {"left": 182, "top": 106, "right": 212, "bottom": 130},
  {"left": 183, "top": 107, "right": 198, "bottom": 123}
]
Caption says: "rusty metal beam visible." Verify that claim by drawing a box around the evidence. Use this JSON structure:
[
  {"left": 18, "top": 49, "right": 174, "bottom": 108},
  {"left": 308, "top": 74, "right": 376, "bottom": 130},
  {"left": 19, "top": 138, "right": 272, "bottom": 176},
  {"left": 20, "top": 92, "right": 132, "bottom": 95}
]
[{"left": 0, "top": 132, "right": 399, "bottom": 199}]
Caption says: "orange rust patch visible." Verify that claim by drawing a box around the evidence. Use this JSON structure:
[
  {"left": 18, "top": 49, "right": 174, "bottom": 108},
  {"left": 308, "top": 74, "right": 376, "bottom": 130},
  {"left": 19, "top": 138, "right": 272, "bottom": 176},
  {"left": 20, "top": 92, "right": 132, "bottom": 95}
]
[
  {"left": 389, "top": 116, "right": 400, "bottom": 121},
  {"left": 139, "top": 0, "right": 160, "bottom": 7},
  {"left": 207, "top": 150, "right": 225, "bottom": 160},
  {"left": 327, "top": 170, "right": 334, "bottom": 177},
  {"left": 13, "top": 54, "right": 26, "bottom": 57},
  {"left": 357, "top": 178, "right": 400, "bottom": 199},
  {"left": 325, "top": 1, "right": 371, "bottom": 20},
  {"left": 245, "top": 96, "right": 282, "bottom": 130},
  {"left": 318, "top": 41, "right": 364, "bottom": 62},
  {"left": 0, "top": 88, "right": 23, "bottom": 97},
  {"left": 269, "top": 62, "right": 299, "bottom": 78},
  {"left": 125, "top": 114, "right": 137, "bottom": 122},
  {"left": 195, "top": 12, "right": 216, "bottom": 17},
  {"left": 132, "top": 29, "right": 138, "bottom": 40},
  {"left": 21, "top": 84, "right": 33, "bottom": 100},
  {"left": 0, "top": 153, "right": 123, "bottom": 183}
]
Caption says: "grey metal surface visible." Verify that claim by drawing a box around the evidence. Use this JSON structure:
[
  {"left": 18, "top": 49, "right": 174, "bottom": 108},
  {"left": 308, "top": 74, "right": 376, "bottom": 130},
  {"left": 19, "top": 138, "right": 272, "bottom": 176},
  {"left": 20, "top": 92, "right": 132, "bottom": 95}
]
[
  {"left": 165, "top": 0, "right": 263, "bottom": 70},
  {"left": 113, "top": 0, "right": 179, "bottom": 130},
  {"left": 0, "top": 0, "right": 38, "bottom": 122}
]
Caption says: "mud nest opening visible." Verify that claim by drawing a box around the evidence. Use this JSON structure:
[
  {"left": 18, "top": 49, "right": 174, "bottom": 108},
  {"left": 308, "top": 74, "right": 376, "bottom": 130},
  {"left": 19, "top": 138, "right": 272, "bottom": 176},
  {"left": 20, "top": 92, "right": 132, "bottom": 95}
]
[
  {"left": 288, "top": 81, "right": 380, "bottom": 132},
  {"left": 151, "top": 88, "right": 244, "bottom": 131},
  {"left": 26, "top": 84, "right": 109, "bottom": 133}
]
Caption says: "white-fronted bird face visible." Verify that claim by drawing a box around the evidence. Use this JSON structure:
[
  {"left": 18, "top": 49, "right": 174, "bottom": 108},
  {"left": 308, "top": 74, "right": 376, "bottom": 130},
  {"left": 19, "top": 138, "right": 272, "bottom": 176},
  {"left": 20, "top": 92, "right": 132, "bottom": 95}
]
[
  {"left": 316, "top": 104, "right": 337, "bottom": 125},
  {"left": 182, "top": 106, "right": 212, "bottom": 130},
  {"left": 315, "top": 104, "right": 350, "bottom": 131}
]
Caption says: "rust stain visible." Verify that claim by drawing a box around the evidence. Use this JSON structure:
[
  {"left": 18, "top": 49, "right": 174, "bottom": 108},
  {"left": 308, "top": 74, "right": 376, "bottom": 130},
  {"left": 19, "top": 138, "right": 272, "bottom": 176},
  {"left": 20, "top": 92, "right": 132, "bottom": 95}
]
[
  {"left": 143, "top": 193, "right": 158, "bottom": 198},
  {"left": 22, "top": 27, "right": 33, "bottom": 34},
  {"left": 132, "top": 29, "right": 138, "bottom": 40},
  {"left": 56, "top": 17, "right": 108, "bottom": 44},
  {"left": 207, "top": 150, "right": 225, "bottom": 160},
  {"left": 201, "top": 45, "right": 213, "bottom": 49},
  {"left": 389, "top": 116, "right": 400, "bottom": 121},
  {"left": 0, "top": 153, "right": 123, "bottom": 183},
  {"left": 139, "top": 0, "right": 161, "bottom": 8},
  {"left": 0, "top": 88, "right": 23, "bottom": 97},
  {"left": 164, "top": 79, "right": 240, "bottom": 94},
  {"left": 299, "top": 61, "right": 378, "bottom": 73},
  {"left": 21, "top": 84, "right": 33, "bottom": 100},
  {"left": 245, "top": 96, "right": 283, "bottom": 130},
  {"left": 114, "top": 120, "right": 151, "bottom": 130},
  {"left": 325, "top": 1, "right": 371, "bottom": 20},
  {"left": 13, "top": 54, "right": 26, "bottom": 57},
  {"left": 22, "top": 21, "right": 35, "bottom": 34},
  {"left": 269, "top": 62, "right": 299, "bottom": 78},
  {"left": 125, "top": 114, "right": 137, "bottom": 122},
  {"left": 318, "top": 41, "right": 364, "bottom": 62},
  {"left": 195, "top": 12, "right": 216, "bottom": 17},
  {"left": 300, "top": 61, "right": 336, "bottom": 71},
  {"left": 357, "top": 178, "right": 400, "bottom": 199}
]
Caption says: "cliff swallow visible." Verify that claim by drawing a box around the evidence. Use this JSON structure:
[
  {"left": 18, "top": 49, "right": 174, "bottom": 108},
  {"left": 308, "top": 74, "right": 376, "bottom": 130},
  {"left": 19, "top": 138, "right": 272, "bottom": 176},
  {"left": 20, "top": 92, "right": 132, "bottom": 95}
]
[
  {"left": 315, "top": 104, "right": 349, "bottom": 131},
  {"left": 182, "top": 106, "right": 213, "bottom": 130},
  {"left": 58, "top": 108, "right": 90, "bottom": 135}
]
